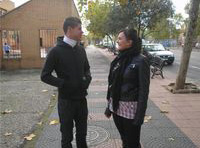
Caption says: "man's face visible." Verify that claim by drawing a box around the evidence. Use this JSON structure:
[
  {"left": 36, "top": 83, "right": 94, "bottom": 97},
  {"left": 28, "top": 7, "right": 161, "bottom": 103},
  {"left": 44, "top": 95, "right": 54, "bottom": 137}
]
[{"left": 67, "top": 24, "right": 83, "bottom": 41}]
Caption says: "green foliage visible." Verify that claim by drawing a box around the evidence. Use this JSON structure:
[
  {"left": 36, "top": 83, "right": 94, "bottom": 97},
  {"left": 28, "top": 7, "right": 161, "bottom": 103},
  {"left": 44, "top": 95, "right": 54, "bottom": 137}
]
[
  {"left": 113, "top": 0, "right": 174, "bottom": 37},
  {"left": 184, "top": 4, "right": 200, "bottom": 37},
  {"left": 196, "top": 6, "right": 200, "bottom": 36},
  {"left": 105, "top": 4, "right": 134, "bottom": 36},
  {"left": 77, "top": 0, "right": 88, "bottom": 12},
  {"left": 84, "top": 1, "right": 111, "bottom": 39},
  {"left": 78, "top": 0, "right": 174, "bottom": 40},
  {"left": 148, "top": 19, "right": 170, "bottom": 39},
  {"left": 196, "top": 15, "right": 200, "bottom": 36},
  {"left": 148, "top": 13, "right": 184, "bottom": 40}
]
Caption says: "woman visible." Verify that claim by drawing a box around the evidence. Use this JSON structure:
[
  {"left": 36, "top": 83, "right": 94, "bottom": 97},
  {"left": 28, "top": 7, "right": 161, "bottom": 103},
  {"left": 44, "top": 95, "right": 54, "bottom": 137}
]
[{"left": 105, "top": 28, "right": 150, "bottom": 148}]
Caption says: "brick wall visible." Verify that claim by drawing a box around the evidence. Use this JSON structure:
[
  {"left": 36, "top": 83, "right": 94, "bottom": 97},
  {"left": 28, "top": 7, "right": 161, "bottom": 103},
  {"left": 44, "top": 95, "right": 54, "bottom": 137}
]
[{"left": 0, "top": 0, "right": 79, "bottom": 70}]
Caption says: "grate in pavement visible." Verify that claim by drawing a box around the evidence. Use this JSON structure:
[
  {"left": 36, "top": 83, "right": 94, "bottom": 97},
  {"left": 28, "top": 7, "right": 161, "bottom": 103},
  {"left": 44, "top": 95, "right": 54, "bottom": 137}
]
[{"left": 72, "top": 126, "right": 110, "bottom": 147}]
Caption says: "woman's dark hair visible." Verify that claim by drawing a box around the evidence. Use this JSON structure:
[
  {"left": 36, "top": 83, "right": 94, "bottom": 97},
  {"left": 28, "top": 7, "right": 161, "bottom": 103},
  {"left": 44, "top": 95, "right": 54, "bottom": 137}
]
[
  {"left": 63, "top": 17, "right": 82, "bottom": 34},
  {"left": 119, "top": 28, "right": 142, "bottom": 54}
]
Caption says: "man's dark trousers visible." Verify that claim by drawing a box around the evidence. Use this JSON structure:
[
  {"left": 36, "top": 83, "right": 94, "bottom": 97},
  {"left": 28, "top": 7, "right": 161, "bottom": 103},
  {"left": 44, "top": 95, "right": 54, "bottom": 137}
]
[{"left": 58, "top": 98, "right": 88, "bottom": 148}]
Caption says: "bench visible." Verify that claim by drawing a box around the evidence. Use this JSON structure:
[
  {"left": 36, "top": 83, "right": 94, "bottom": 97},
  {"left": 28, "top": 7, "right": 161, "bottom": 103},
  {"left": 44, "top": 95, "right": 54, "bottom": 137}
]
[{"left": 150, "top": 56, "right": 165, "bottom": 79}]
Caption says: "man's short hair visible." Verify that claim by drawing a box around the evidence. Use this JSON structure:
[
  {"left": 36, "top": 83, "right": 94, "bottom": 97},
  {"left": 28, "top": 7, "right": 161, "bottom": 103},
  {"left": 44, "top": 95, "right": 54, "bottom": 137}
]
[{"left": 63, "top": 17, "right": 82, "bottom": 34}]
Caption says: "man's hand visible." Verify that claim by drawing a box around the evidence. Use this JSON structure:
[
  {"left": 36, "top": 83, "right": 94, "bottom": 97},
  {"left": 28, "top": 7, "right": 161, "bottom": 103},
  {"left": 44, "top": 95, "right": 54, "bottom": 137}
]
[{"left": 81, "top": 76, "right": 91, "bottom": 89}]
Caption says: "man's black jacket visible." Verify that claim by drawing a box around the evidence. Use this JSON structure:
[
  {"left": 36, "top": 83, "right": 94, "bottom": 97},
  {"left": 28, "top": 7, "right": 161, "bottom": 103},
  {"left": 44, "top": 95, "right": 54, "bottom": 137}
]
[{"left": 41, "top": 36, "right": 92, "bottom": 100}]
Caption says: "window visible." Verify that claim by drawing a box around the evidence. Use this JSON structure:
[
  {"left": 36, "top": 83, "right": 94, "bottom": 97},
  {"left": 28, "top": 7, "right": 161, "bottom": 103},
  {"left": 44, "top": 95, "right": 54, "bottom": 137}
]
[
  {"left": 2, "top": 30, "right": 21, "bottom": 59},
  {"left": 40, "top": 29, "right": 56, "bottom": 58},
  {"left": 0, "top": 8, "right": 7, "bottom": 16}
]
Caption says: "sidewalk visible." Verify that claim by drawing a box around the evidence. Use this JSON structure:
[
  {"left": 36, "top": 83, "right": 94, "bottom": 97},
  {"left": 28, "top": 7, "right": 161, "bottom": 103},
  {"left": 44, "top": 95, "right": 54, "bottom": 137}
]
[
  {"left": 0, "top": 69, "right": 56, "bottom": 148},
  {"left": 34, "top": 45, "right": 199, "bottom": 148}
]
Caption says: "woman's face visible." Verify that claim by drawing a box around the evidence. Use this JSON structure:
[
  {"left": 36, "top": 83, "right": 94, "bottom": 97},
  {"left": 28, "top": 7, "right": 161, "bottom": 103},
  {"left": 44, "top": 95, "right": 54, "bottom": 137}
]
[{"left": 116, "top": 32, "right": 132, "bottom": 51}]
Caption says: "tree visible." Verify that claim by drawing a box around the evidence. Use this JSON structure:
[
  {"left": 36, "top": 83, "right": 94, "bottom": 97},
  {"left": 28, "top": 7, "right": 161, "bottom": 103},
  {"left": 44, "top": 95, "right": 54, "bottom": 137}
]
[
  {"left": 148, "top": 18, "right": 171, "bottom": 39},
  {"left": 77, "top": 0, "right": 88, "bottom": 13},
  {"left": 115, "top": 0, "right": 174, "bottom": 38},
  {"left": 104, "top": 3, "right": 135, "bottom": 47},
  {"left": 174, "top": 0, "right": 200, "bottom": 90},
  {"left": 85, "top": 1, "right": 111, "bottom": 39},
  {"left": 184, "top": 4, "right": 200, "bottom": 37},
  {"left": 197, "top": 10, "right": 200, "bottom": 37},
  {"left": 148, "top": 13, "right": 184, "bottom": 41},
  {"left": 105, "top": 4, "right": 133, "bottom": 36},
  {"left": 171, "top": 14, "right": 185, "bottom": 40},
  {"left": 78, "top": 0, "right": 174, "bottom": 39}
]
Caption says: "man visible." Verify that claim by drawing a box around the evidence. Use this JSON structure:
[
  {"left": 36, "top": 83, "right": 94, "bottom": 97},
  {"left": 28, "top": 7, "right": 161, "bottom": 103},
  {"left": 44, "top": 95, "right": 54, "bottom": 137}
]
[
  {"left": 41, "top": 17, "right": 91, "bottom": 148},
  {"left": 3, "top": 43, "right": 11, "bottom": 57}
]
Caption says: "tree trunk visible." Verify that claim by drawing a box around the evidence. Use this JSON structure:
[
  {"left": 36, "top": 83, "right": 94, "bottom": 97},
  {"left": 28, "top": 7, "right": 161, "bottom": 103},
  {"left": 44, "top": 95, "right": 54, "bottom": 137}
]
[
  {"left": 138, "top": 15, "right": 141, "bottom": 37},
  {"left": 174, "top": 0, "right": 200, "bottom": 90},
  {"left": 106, "top": 33, "right": 115, "bottom": 48},
  {"left": 141, "top": 29, "right": 145, "bottom": 39}
]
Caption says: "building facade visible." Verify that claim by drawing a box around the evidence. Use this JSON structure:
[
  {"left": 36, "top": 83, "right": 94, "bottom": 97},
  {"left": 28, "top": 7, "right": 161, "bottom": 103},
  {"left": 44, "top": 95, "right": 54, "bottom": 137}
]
[
  {"left": 0, "top": 0, "right": 79, "bottom": 69},
  {"left": 0, "top": 0, "right": 15, "bottom": 16},
  {"left": 0, "top": 0, "right": 15, "bottom": 11}
]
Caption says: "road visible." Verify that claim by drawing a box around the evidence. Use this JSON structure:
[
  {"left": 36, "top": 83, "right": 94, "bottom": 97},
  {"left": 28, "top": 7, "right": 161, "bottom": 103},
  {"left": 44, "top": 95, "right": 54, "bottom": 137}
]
[{"left": 164, "top": 48, "right": 200, "bottom": 85}]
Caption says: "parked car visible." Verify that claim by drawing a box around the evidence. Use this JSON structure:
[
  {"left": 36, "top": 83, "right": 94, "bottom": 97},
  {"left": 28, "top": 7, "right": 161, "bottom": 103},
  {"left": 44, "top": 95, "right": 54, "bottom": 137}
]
[
  {"left": 142, "top": 43, "right": 175, "bottom": 65},
  {"left": 195, "top": 43, "right": 200, "bottom": 49}
]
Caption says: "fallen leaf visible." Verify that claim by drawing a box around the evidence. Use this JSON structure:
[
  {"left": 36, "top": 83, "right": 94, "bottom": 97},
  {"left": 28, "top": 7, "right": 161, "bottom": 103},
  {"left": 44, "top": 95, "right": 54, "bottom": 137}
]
[
  {"left": 145, "top": 115, "right": 152, "bottom": 120},
  {"left": 49, "top": 119, "right": 59, "bottom": 125},
  {"left": 1, "top": 109, "right": 13, "bottom": 114},
  {"left": 51, "top": 94, "right": 56, "bottom": 97},
  {"left": 4, "top": 132, "right": 12, "bottom": 136},
  {"left": 144, "top": 115, "right": 152, "bottom": 123},
  {"left": 51, "top": 94, "right": 57, "bottom": 100},
  {"left": 162, "top": 101, "right": 169, "bottom": 104},
  {"left": 168, "top": 137, "right": 175, "bottom": 141},
  {"left": 42, "top": 89, "right": 48, "bottom": 92},
  {"left": 38, "top": 112, "right": 43, "bottom": 116},
  {"left": 160, "top": 110, "right": 169, "bottom": 113},
  {"left": 37, "top": 121, "right": 43, "bottom": 125},
  {"left": 24, "top": 134, "right": 36, "bottom": 141}
]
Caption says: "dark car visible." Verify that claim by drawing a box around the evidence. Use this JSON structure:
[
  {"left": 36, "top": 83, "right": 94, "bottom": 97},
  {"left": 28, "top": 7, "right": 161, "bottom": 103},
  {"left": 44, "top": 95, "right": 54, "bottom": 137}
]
[{"left": 142, "top": 43, "right": 175, "bottom": 65}]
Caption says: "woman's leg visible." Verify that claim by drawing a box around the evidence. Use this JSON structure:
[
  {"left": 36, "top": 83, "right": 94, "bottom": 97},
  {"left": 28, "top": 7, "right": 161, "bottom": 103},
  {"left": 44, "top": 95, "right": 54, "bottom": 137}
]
[
  {"left": 113, "top": 113, "right": 141, "bottom": 148},
  {"left": 123, "top": 118, "right": 141, "bottom": 148},
  {"left": 112, "top": 113, "right": 127, "bottom": 148}
]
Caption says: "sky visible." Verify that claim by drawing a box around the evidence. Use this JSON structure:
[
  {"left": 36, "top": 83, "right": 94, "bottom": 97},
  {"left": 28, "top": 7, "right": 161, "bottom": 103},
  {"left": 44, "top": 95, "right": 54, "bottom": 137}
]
[{"left": 11, "top": 0, "right": 190, "bottom": 18}]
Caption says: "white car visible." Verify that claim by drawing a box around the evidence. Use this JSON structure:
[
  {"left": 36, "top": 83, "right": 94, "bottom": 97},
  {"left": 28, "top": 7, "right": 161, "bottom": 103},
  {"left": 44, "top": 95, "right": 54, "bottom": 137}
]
[
  {"left": 195, "top": 43, "right": 200, "bottom": 49},
  {"left": 142, "top": 43, "right": 175, "bottom": 65}
]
